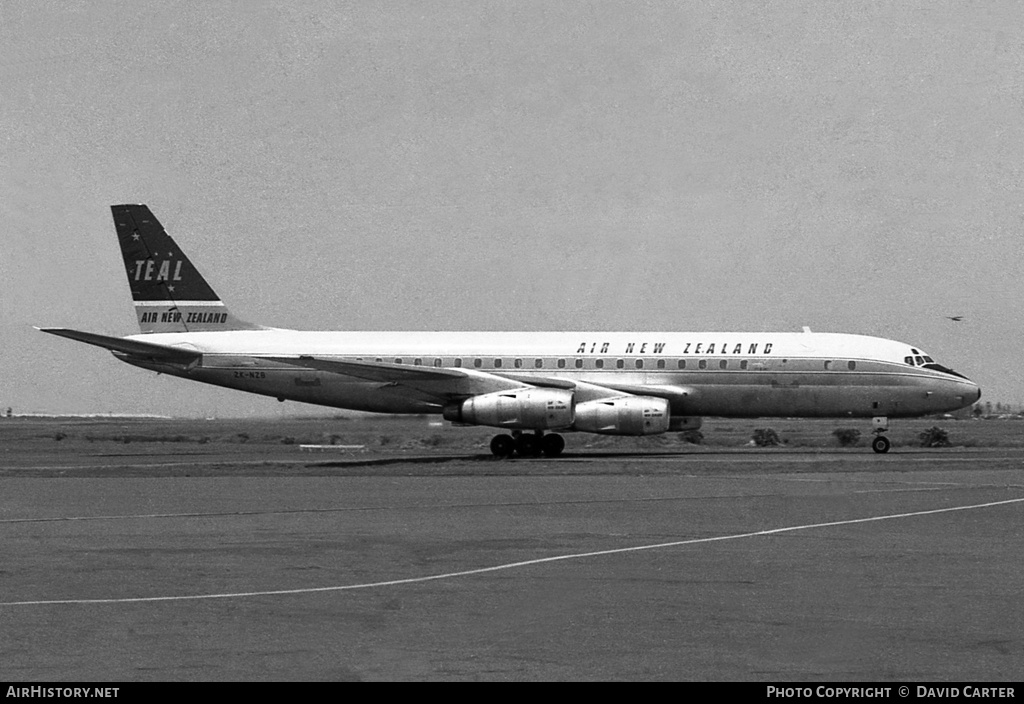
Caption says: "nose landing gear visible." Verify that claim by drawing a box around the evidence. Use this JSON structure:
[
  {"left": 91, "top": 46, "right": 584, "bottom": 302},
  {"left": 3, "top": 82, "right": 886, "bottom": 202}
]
[{"left": 871, "top": 416, "right": 891, "bottom": 454}]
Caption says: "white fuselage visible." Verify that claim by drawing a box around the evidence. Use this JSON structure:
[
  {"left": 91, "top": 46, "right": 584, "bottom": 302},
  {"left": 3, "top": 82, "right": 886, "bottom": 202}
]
[{"left": 117, "top": 329, "right": 980, "bottom": 419}]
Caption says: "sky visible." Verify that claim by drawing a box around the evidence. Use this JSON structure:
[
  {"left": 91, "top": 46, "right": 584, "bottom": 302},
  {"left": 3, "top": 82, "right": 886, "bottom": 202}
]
[{"left": 2, "top": 1, "right": 1022, "bottom": 417}]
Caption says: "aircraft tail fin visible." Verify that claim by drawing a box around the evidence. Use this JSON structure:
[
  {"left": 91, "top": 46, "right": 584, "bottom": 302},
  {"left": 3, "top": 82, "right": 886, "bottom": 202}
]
[{"left": 112, "top": 204, "right": 263, "bottom": 333}]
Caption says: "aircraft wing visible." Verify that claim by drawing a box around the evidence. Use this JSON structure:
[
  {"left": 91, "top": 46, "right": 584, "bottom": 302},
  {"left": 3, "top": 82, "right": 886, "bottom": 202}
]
[
  {"left": 598, "top": 382, "right": 695, "bottom": 403},
  {"left": 268, "top": 356, "right": 679, "bottom": 404},
  {"left": 37, "top": 328, "right": 202, "bottom": 364},
  {"left": 490, "top": 373, "right": 577, "bottom": 390},
  {"left": 267, "top": 355, "right": 529, "bottom": 398},
  {"left": 265, "top": 355, "right": 473, "bottom": 381}
]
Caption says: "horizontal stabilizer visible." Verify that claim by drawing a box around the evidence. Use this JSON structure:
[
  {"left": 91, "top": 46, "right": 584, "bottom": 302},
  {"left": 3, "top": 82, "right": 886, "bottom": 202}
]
[{"left": 37, "top": 328, "right": 201, "bottom": 364}]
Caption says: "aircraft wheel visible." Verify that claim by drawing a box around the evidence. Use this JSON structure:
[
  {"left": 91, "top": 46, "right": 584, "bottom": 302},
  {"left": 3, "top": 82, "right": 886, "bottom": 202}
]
[
  {"left": 490, "top": 434, "right": 515, "bottom": 458},
  {"left": 541, "top": 433, "right": 565, "bottom": 457},
  {"left": 871, "top": 436, "right": 891, "bottom": 454},
  {"left": 514, "top": 434, "right": 541, "bottom": 457}
]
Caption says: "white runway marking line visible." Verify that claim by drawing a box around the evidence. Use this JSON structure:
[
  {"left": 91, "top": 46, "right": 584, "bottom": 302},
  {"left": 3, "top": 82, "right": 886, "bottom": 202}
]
[{"left": 3, "top": 496, "right": 1022, "bottom": 607}]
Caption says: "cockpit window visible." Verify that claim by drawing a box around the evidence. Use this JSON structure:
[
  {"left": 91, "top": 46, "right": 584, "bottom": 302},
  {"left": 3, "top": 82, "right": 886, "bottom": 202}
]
[
  {"left": 907, "top": 349, "right": 970, "bottom": 379},
  {"left": 907, "top": 352, "right": 937, "bottom": 367}
]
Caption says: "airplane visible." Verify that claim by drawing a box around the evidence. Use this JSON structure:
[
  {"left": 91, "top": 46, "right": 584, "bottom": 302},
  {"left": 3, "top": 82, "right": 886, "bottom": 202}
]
[{"left": 40, "top": 205, "right": 982, "bottom": 457}]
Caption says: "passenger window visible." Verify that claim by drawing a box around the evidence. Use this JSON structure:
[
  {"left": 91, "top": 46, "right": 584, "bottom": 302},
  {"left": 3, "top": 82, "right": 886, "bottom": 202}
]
[
  {"left": 848, "top": 361, "right": 856, "bottom": 370},
  {"left": 433, "top": 358, "right": 442, "bottom": 367},
  {"left": 677, "top": 360, "right": 686, "bottom": 369},
  {"left": 616, "top": 359, "right": 624, "bottom": 369},
  {"left": 557, "top": 359, "right": 566, "bottom": 369},
  {"left": 575, "top": 358, "right": 583, "bottom": 369},
  {"left": 595, "top": 359, "right": 604, "bottom": 369},
  {"left": 656, "top": 359, "right": 665, "bottom": 369},
  {"left": 414, "top": 358, "right": 422, "bottom": 366},
  {"left": 375, "top": 358, "right": 383, "bottom": 363},
  {"left": 698, "top": 360, "right": 707, "bottom": 369},
  {"left": 719, "top": 360, "right": 728, "bottom": 369},
  {"left": 454, "top": 358, "right": 463, "bottom": 367},
  {"left": 740, "top": 360, "right": 748, "bottom": 370},
  {"left": 824, "top": 360, "right": 832, "bottom": 370},
  {"left": 635, "top": 359, "right": 644, "bottom": 369},
  {"left": 494, "top": 358, "right": 502, "bottom": 368},
  {"left": 474, "top": 358, "right": 482, "bottom": 368},
  {"left": 394, "top": 358, "right": 403, "bottom": 364},
  {"left": 514, "top": 358, "right": 523, "bottom": 368},
  {"left": 534, "top": 359, "right": 543, "bottom": 368}
]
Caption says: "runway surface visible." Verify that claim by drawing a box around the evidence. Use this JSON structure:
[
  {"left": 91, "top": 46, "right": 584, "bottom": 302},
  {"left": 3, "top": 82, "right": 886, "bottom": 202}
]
[{"left": 2, "top": 446, "right": 1023, "bottom": 681}]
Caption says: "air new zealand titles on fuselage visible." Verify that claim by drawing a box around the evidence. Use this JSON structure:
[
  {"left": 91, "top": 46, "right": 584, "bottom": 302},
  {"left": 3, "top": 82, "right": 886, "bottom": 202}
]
[
  {"left": 574, "top": 341, "right": 773, "bottom": 355},
  {"left": 39, "top": 204, "right": 981, "bottom": 457}
]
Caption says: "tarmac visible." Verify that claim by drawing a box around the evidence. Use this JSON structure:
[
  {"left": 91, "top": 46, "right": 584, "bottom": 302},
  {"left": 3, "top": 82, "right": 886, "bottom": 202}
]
[{"left": 1, "top": 446, "right": 1022, "bottom": 681}]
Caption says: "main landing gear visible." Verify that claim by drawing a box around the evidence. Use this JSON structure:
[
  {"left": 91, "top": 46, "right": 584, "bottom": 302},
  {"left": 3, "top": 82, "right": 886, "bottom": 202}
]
[
  {"left": 490, "top": 431, "right": 565, "bottom": 458},
  {"left": 871, "top": 416, "right": 891, "bottom": 454}
]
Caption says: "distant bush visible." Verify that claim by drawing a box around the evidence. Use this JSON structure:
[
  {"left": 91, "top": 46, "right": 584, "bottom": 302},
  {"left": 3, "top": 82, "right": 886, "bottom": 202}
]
[
  {"left": 919, "top": 426, "right": 951, "bottom": 447},
  {"left": 678, "top": 430, "right": 704, "bottom": 444},
  {"left": 752, "top": 428, "right": 782, "bottom": 447},
  {"left": 53, "top": 432, "right": 67, "bottom": 442},
  {"left": 235, "top": 432, "right": 250, "bottom": 443},
  {"left": 832, "top": 428, "right": 862, "bottom": 447},
  {"left": 280, "top": 437, "right": 296, "bottom": 445}
]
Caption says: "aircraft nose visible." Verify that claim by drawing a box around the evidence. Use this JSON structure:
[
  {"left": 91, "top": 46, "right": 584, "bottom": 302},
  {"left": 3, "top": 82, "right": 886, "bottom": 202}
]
[
  {"left": 960, "top": 378, "right": 981, "bottom": 407},
  {"left": 949, "top": 377, "right": 981, "bottom": 411}
]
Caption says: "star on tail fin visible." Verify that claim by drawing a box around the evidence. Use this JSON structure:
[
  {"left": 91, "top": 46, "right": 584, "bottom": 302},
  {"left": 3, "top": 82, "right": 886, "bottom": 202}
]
[{"left": 112, "top": 204, "right": 262, "bottom": 333}]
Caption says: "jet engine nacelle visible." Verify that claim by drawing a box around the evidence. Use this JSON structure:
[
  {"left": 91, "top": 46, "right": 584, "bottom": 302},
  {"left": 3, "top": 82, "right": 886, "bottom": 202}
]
[
  {"left": 573, "top": 396, "right": 670, "bottom": 436},
  {"left": 443, "top": 388, "right": 574, "bottom": 430}
]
